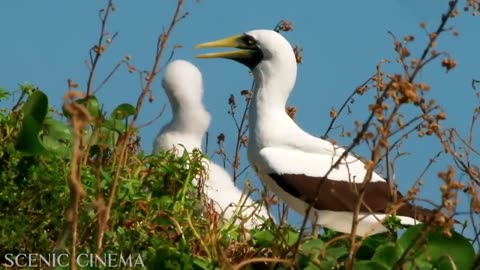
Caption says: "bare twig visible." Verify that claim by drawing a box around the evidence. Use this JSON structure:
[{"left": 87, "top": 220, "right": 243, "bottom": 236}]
[
  {"left": 233, "top": 257, "right": 292, "bottom": 270},
  {"left": 137, "top": 103, "right": 167, "bottom": 129},
  {"left": 86, "top": 0, "right": 115, "bottom": 96},
  {"left": 93, "top": 55, "right": 126, "bottom": 95},
  {"left": 323, "top": 76, "right": 374, "bottom": 139},
  {"left": 63, "top": 91, "right": 91, "bottom": 270},
  {"left": 294, "top": 2, "right": 461, "bottom": 267},
  {"left": 472, "top": 79, "right": 480, "bottom": 90},
  {"left": 232, "top": 86, "right": 253, "bottom": 183},
  {"left": 409, "top": 2, "right": 457, "bottom": 82},
  {"left": 95, "top": 0, "right": 186, "bottom": 255}
]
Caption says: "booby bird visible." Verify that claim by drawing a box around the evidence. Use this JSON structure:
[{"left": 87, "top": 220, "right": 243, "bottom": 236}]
[
  {"left": 153, "top": 59, "right": 269, "bottom": 229},
  {"left": 195, "top": 30, "right": 433, "bottom": 236}
]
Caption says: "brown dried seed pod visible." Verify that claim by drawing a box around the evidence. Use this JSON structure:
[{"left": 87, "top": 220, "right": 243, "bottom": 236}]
[
  {"left": 68, "top": 79, "right": 79, "bottom": 88},
  {"left": 404, "top": 35, "right": 414, "bottom": 42},
  {"left": 436, "top": 112, "right": 447, "bottom": 120},
  {"left": 329, "top": 108, "right": 337, "bottom": 119},
  {"left": 417, "top": 83, "right": 431, "bottom": 91},
  {"left": 400, "top": 47, "right": 410, "bottom": 59},
  {"left": 148, "top": 94, "right": 155, "bottom": 103},
  {"left": 128, "top": 64, "right": 136, "bottom": 73},
  {"left": 441, "top": 58, "right": 457, "bottom": 71}
]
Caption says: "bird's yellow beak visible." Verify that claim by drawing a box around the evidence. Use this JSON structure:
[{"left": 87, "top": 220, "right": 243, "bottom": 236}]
[
  {"left": 195, "top": 34, "right": 256, "bottom": 60},
  {"left": 195, "top": 33, "right": 263, "bottom": 69}
]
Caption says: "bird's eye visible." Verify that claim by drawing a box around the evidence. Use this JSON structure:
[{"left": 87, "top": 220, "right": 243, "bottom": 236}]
[{"left": 244, "top": 35, "right": 256, "bottom": 46}]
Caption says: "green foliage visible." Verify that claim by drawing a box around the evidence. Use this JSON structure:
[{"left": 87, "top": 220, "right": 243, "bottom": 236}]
[
  {"left": 351, "top": 224, "right": 475, "bottom": 269},
  {"left": 399, "top": 224, "right": 475, "bottom": 269},
  {"left": 62, "top": 95, "right": 101, "bottom": 119},
  {"left": 0, "top": 86, "right": 478, "bottom": 269},
  {"left": 14, "top": 90, "right": 48, "bottom": 155},
  {"left": 1, "top": 86, "right": 213, "bottom": 268},
  {"left": 13, "top": 85, "right": 73, "bottom": 157},
  {"left": 111, "top": 103, "right": 136, "bottom": 120},
  {"left": 42, "top": 117, "right": 73, "bottom": 158},
  {"left": 0, "top": 87, "right": 10, "bottom": 100}
]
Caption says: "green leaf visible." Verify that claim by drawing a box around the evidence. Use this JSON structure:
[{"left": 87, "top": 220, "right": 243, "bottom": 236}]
[
  {"left": 62, "top": 95, "right": 101, "bottom": 119},
  {"left": 193, "top": 258, "right": 217, "bottom": 270},
  {"left": 43, "top": 117, "right": 72, "bottom": 142},
  {"left": 22, "top": 90, "right": 48, "bottom": 125},
  {"left": 316, "top": 259, "right": 337, "bottom": 270},
  {"left": 397, "top": 223, "right": 424, "bottom": 251},
  {"left": 19, "top": 83, "right": 38, "bottom": 95},
  {"left": 326, "top": 246, "right": 349, "bottom": 260},
  {"left": 103, "top": 119, "right": 127, "bottom": 133},
  {"left": 42, "top": 117, "right": 72, "bottom": 157},
  {"left": 15, "top": 90, "right": 48, "bottom": 155},
  {"left": 298, "top": 238, "right": 326, "bottom": 269},
  {"left": 82, "top": 95, "right": 101, "bottom": 118},
  {"left": 356, "top": 233, "right": 393, "bottom": 260},
  {"left": 158, "top": 196, "right": 174, "bottom": 209},
  {"left": 286, "top": 230, "right": 301, "bottom": 246},
  {"left": 398, "top": 224, "right": 475, "bottom": 269},
  {"left": 82, "top": 118, "right": 125, "bottom": 148},
  {"left": 425, "top": 229, "right": 475, "bottom": 269},
  {"left": 15, "top": 116, "right": 46, "bottom": 154},
  {"left": 251, "top": 230, "right": 275, "bottom": 247},
  {"left": 148, "top": 247, "right": 195, "bottom": 270},
  {"left": 0, "top": 87, "right": 10, "bottom": 100},
  {"left": 302, "top": 262, "right": 323, "bottom": 270},
  {"left": 42, "top": 136, "right": 70, "bottom": 158},
  {"left": 371, "top": 243, "right": 402, "bottom": 268},
  {"left": 111, "top": 103, "right": 136, "bottom": 120},
  {"left": 354, "top": 260, "right": 390, "bottom": 270},
  {"left": 301, "top": 238, "right": 325, "bottom": 254}
]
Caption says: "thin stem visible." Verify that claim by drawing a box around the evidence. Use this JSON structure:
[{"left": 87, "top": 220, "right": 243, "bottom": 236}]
[
  {"left": 232, "top": 89, "right": 252, "bottom": 183},
  {"left": 95, "top": 0, "right": 185, "bottom": 255},
  {"left": 323, "top": 76, "right": 374, "bottom": 139},
  {"left": 86, "top": 0, "right": 114, "bottom": 96}
]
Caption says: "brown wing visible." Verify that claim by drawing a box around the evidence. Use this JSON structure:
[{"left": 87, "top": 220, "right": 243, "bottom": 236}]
[{"left": 268, "top": 173, "right": 433, "bottom": 221}]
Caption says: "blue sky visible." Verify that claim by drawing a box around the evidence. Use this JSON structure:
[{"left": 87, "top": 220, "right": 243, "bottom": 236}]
[{"left": 1, "top": 1, "right": 479, "bottom": 237}]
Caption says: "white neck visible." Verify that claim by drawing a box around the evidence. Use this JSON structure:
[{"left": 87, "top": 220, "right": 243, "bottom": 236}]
[
  {"left": 171, "top": 103, "right": 210, "bottom": 137},
  {"left": 248, "top": 53, "right": 297, "bottom": 150}
]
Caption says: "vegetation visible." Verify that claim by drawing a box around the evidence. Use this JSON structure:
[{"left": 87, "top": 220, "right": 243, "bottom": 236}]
[{"left": 1, "top": 0, "right": 479, "bottom": 269}]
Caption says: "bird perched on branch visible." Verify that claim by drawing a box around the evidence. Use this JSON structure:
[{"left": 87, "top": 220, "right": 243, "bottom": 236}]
[
  {"left": 195, "top": 30, "right": 434, "bottom": 236},
  {"left": 153, "top": 59, "right": 270, "bottom": 229}
]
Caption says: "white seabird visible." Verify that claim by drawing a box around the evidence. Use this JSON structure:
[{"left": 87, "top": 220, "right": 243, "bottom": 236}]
[
  {"left": 153, "top": 59, "right": 270, "bottom": 229},
  {"left": 195, "top": 30, "right": 433, "bottom": 236}
]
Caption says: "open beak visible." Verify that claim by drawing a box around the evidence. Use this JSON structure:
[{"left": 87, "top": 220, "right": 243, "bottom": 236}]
[
  {"left": 194, "top": 34, "right": 257, "bottom": 60},
  {"left": 195, "top": 34, "right": 263, "bottom": 69}
]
